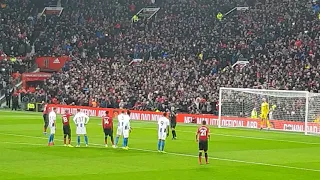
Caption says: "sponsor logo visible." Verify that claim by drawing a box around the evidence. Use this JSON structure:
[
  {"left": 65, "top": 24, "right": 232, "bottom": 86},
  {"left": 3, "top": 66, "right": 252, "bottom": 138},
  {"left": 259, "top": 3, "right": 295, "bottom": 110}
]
[
  {"left": 53, "top": 58, "right": 60, "bottom": 63},
  {"left": 35, "top": 56, "right": 71, "bottom": 71}
]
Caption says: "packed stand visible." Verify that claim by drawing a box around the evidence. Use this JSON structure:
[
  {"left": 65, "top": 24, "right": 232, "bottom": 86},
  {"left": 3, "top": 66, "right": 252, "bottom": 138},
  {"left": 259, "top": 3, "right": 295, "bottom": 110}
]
[
  {"left": 38, "top": 0, "right": 250, "bottom": 113},
  {"left": 0, "top": 0, "right": 59, "bottom": 107},
  {"left": 35, "top": 0, "right": 320, "bottom": 119},
  {"left": 0, "top": 0, "right": 39, "bottom": 57}
]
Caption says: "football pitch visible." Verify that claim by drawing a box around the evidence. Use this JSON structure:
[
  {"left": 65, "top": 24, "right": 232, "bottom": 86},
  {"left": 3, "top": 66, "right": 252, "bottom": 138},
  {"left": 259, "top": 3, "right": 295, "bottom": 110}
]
[{"left": 0, "top": 111, "right": 320, "bottom": 180}]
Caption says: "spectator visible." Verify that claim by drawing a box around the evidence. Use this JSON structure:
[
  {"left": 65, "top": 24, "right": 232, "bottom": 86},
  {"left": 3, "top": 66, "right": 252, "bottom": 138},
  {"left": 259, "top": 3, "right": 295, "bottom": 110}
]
[{"left": 4, "top": 0, "right": 320, "bottom": 119}]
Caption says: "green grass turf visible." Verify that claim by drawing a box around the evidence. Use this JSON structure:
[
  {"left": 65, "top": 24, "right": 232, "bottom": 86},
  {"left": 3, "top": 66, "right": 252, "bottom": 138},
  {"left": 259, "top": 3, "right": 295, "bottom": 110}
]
[{"left": 0, "top": 110, "right": 320, "bottom": 180}]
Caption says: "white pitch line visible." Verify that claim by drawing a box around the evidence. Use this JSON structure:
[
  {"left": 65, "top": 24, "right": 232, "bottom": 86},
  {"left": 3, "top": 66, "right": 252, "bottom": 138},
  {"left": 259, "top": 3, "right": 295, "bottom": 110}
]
[
  {"left": 1, "top": 133, "right": 320, "bottom": 173},
  {"left": 130, "top": 147, "right": 320, "bottom": 173},
  {"left": 2, "top": 141, "right": 109, "bottom": 149},
  {"left": 96, "top": 122, "right": 320, "bottom": 145},
  {"left": 3, "top": 141, "right": 47, "bottom": 146},
  {"left": 131, "top": 127, "right": 320, "bottom": 145}
]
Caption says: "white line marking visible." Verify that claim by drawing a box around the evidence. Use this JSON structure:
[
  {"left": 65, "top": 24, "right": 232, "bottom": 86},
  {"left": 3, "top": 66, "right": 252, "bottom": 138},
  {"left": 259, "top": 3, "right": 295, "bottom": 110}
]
[
  {"left": 130, "top": 148, "right": 320, "bottom": 173},
  {"left": 96, "top": 121, "right": 320, "bottom": 145},
  {"left": 1, "top": 133, "right": 320, "bottom": 172},
  {"left": 2, "top": 141, "right": 107, "bottom": 148},
  {"left": 3, "top": 141, "right": 46, "bottom": 146},
  {"left": 131, "top": 127, "right": 320, "bottom": 145}
]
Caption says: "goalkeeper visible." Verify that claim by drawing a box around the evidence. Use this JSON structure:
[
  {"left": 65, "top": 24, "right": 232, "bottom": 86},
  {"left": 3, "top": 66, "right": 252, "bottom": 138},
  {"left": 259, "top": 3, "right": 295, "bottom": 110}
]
[{"left": 260, "top": 98, "right": 270, "bottom": 130}]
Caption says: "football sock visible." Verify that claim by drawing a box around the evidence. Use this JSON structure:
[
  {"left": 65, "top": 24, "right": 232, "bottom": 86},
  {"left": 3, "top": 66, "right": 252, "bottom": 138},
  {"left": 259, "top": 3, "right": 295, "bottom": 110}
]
[
  {"left": 111, "top": 136, "right": 114, "bottom": 145},
  {"left": 199, "top": 152, "right": 202, "bottom": 163},
  {"left": 51, "top": 134, "right": 55, "bottom": 142},
  {"left": 77, "top": 136, "right": 80, "bottom": 145},
  {"left": 115, "top": 136, "right": 119, "bottom": 145},
  {"left": 205, "top": 152, "right": 208, "bottom": 163},
  {"left": 126, "top": 138, "right": 128, "bottom": 147},
  {"left": 161, "top": 140, "right": 165, "bottom": 151},
  {"left": 48, "top": 134, "right": 52, "bottom": 143},
  {"left": 157, "top": 140, "right": 161, "bottom": 150},
  {"left": 64, "top": 134, "right": 67, "bottom": 144},
  {"left": 122, "top": 138, "right": 126, "bottom": 147},
  {"left": 68, "top": 138, "right": 71, "bottom": 144},
  {"left": 44, "top": 127, "right": 47, "bottom": 132},
  {"left": 266, "top": 120, "right": 270, "bottom": 128},
  {"left": 260, "top": 120, "right": 264, "bottom": 129},
  {"left": 105, "top": 136, "right": 108, "bottom": 144},
  {"left": 84, "top": 135, "right": 88, "bottom": 145},
  {"left": 172, "top": 130, "right": 176, "bottom": 138}
]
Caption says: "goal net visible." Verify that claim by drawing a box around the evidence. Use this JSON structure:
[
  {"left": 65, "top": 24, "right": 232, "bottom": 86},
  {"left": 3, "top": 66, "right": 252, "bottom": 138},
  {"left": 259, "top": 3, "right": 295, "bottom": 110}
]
[{"left": 218, "top": 87, "right": 320, "bottom": 135}]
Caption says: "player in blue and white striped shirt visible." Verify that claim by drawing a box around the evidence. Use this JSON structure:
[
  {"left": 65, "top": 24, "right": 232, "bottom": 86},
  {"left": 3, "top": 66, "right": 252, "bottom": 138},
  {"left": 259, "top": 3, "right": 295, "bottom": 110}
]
[
  {"left": 48, "top": 108, "right": 57, "bottom": 146},
  {"left": 114, "top": 111, "right": 125, "bottom": 148},
  {"left": 122, "top": 110, "right": 131, "bottom": 150},
  {"left": 73, "top": 109, "right": 90, "bottom": 147}
]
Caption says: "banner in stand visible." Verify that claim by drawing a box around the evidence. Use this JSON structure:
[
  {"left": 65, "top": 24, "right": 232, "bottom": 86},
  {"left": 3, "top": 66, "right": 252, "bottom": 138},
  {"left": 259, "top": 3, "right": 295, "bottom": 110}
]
[{"left": 35, "top": 56, "right": 71, "bottom": 72}]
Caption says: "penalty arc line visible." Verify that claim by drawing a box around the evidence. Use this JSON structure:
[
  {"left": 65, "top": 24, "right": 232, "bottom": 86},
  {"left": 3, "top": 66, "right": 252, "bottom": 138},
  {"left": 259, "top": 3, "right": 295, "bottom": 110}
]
[{"left": 1, "top": 133, "right": 320, "bottom": 173}]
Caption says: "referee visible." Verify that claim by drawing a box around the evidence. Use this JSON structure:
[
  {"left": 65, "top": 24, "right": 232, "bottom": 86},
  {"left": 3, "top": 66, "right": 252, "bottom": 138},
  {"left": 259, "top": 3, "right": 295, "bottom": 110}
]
[{"left": 170, "top": 107, "right": 177, "bottom": 140}]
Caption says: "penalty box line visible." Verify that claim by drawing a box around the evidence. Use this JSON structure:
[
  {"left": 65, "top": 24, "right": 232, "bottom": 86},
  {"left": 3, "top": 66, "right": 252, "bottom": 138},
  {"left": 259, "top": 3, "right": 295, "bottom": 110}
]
[
  {"left": 116, "top": 125, "right": 320, "bottom": 145},
  {"left": 1, "top": 132, "right": 320, "bottom": 173},
  {"left": 96, "top": 121, "right": 320, "bottom": 145}
]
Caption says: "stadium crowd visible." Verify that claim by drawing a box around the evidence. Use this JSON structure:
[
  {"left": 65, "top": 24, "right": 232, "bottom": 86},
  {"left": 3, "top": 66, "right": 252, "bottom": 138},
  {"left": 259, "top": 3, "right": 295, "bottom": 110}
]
[
  {"left": 0, "top": 0, "right": 47, "bottom": 106},
  {"left": 2, "top": 0, "right": 320, "bottom": 119}
]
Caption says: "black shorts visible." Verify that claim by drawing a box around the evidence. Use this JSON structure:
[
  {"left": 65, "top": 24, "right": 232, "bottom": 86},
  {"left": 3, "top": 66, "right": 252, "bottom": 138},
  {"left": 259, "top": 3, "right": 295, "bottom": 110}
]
[
  {"left": 104, "top": 128, "right": 113, "bottom": 137},
  {"left": 63, "top": 125, "right": 71, "bottom": 135},
  {"left": 43, "top": 114, "right": 48, "bottom": 122},
  {"left": 199, "top": 140, "right": 208, "bottom": 152}
]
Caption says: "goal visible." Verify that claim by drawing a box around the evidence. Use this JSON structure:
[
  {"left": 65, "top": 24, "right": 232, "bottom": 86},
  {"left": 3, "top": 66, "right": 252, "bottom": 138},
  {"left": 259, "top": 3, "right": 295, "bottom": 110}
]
[{"left": 218, "top": 87, "right": 320, "bottom": 135}]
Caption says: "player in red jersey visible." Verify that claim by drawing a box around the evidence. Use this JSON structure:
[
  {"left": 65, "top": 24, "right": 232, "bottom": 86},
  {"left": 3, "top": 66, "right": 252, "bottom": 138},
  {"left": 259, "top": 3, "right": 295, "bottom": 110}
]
[
  {"left": 62, "top": 110, "right": 73, "bottom": 147},
  {"left": 196, "top": 120, "right": 210, "bottom": 165},
  {"left": 102, "top": 111, "right": 114, "bottom": 147},
  {"left": 42, "top": 101, "right": 49, "bottom": 135}
]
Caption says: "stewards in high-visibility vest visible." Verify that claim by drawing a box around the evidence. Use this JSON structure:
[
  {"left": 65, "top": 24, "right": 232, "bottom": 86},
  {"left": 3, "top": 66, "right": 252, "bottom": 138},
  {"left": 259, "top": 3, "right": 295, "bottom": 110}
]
[
  {"left": 198, "top": 52, "right": 203, "bottom": 60},
  {"left": 318, "top": 13, "right": 320, "bottom": 20},
  {"left": 10, "top": 57, "right": 16, "bottom": 62},
  {"left": 132, "top": 15, "right": 139, "bottom": 22},
  {"left": 216, "top": 12, "right": 223, "bottom": 21},
  {"left": 251, "top": 108, "right": 258, "bottom": 119}
]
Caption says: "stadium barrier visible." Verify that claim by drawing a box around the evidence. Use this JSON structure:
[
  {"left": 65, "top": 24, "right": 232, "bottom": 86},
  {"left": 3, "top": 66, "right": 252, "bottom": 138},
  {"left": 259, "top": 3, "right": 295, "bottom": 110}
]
[{"left": 47, "top": 104, "right": 320, "bottom": 134}]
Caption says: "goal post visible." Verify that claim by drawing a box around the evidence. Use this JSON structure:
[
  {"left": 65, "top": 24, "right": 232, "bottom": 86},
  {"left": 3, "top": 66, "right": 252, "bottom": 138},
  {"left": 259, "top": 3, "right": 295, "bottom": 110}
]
[
  {"left": 218, "top": 87, "right": 320, "bottom": 135},
  {"left": 306, "top": 93, "right": 320, "bottom": 135}
]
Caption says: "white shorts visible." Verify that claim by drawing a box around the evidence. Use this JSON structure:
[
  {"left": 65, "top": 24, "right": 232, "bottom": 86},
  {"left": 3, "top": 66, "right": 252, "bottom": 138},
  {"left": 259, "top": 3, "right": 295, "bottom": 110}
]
[
  {"left": 116, "top": 127, "right": 123, "bottom": 136},
  {"left": 76, "top": 127, "right": 87, "bottom": 135},
  {"left": 123, "top": 130, "right": 130, "bottom": 138},
  {"left": 50, "top": 126, "right": 56, "bottom": 134},
  {"left": 158, "top": 132, "right": 167, "bottom": 140}
]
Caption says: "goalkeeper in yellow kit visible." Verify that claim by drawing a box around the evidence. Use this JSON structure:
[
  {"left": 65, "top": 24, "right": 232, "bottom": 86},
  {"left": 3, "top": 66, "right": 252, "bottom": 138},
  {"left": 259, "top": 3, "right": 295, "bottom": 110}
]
[{"left": 260, "top": 98, "right": 270, "bottom": 130}]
